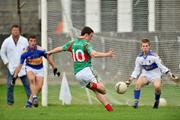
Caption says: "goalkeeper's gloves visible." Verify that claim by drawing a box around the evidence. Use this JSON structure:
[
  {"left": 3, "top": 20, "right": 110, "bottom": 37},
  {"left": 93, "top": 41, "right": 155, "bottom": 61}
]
[
  {"left": 166, "top": 70, "right": 174, "bottom": 78},
  {"left": 11, "top": 76, "right": 17, "bottom": 86},
  {"left": 125, "top": 77, "right": 134, "bottom": 87},
  {"left": 53, "top": 68, "right": 60, "bottom": 77},
  {"left": 166, "top": 70, "right": 180, "bottom": 84}
]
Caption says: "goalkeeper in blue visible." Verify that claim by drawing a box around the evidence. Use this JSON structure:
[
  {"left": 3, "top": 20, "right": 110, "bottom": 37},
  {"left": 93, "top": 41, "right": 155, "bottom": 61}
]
[
  {"left": 13, "top": 35, "right": 60, "bottom": 108},
  {"left": 126, "top": 38, "right": 178, "bottom": 109}
]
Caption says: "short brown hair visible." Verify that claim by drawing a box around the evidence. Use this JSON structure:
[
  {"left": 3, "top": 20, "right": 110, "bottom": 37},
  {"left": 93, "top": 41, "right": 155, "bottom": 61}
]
[
  {"left": 141, "top": 38, "right": 150, "bottom": 45},
  {"left": 28, "top": 35, "right": 36, "bottom": 41},
  {"left": 10, "top": 24, "right": 21, "bottom": 31},
  {"left": 81, "top": 26, "right": 94, "bottom": 36}
]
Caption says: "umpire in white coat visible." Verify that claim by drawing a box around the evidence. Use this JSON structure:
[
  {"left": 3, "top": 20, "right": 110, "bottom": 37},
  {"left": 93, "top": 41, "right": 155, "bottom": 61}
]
[{"left": 0, "top": 24, "right": 31, "bottom": 105}]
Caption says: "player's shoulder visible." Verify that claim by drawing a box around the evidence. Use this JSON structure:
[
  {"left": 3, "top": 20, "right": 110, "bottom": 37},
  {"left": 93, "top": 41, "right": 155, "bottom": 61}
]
[
  {"left": 152, "top": 52, "right": 159, "bottom": 57},
  {"left": 148, "top": 51, "right": 160, "bottom": 58},
  {"left": 23, "top": 47, "right": 29, "bottom": 53},
  {"left": 65, "top": 39, "right": 75, "bottom": 45},
  {"left": 36, "top": 45, "right": 43, "bottom": 50},
  {"left": 70, "top": 38, "right": 85, "bottom": 46},
  {"left": 21, "top": 47, "right": 29, "bottom": 56},
  {"left": 36, "top": 45, "right": 46, "bottom": 52}
]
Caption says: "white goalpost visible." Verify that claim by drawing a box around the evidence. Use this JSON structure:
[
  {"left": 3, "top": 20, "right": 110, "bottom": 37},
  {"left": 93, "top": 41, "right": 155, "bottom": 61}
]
[{"left": 41, "top": 0, "right": 48, "bottom": 106}]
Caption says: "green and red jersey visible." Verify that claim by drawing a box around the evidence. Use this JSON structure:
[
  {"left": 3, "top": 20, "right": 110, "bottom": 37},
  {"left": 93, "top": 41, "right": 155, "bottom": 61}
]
[{"left": 62, "top": 38, "right": 94, "bottom": 74}]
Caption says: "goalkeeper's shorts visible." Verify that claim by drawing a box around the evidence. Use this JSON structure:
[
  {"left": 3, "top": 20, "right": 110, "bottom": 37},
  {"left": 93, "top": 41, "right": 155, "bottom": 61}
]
[
  {"left": 25, "top": 66, "right": 44, "bottom": 77},
  {"left": 140, "top": 68, "right": 162, "bottom": 82},
  {"left": 75, "top": 67, "right": 100, "bottom": 87}
]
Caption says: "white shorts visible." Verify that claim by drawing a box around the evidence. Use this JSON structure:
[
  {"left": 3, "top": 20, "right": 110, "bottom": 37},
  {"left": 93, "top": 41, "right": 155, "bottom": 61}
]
[
  {"left": 140, "top": 68, "right": 162, "bottom": 82},
  {"left": 75, "top": 67, "right": 99, "bottom": 87},
  {"left": 26, "top": 66, "right": 44, "bottom": 77}
]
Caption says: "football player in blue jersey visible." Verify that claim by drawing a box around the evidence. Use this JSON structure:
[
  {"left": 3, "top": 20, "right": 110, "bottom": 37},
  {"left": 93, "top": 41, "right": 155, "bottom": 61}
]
[
  {"left": 126, "top": 38, "right": 176, "bottom": 109},
  {"left": 13, "top": 35, "right": 60, "bottom": 108}
]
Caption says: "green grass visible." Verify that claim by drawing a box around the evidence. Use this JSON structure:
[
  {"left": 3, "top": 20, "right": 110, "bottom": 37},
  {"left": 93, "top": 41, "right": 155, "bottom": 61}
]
[
  {"left": 1, "top": 105, "right": 180, "bottom": 120},
  {"left": 0, "top": 84, "right": 180, "bottom": 120}
]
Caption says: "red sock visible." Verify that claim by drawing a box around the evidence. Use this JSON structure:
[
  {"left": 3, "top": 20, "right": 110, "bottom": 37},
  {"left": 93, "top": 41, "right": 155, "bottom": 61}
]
[
  {"left": 90, "top": 83, "right": 97, "bottom": 90},
  {"left": 105, "top": 104, "right": 113, "bottom": 112}
]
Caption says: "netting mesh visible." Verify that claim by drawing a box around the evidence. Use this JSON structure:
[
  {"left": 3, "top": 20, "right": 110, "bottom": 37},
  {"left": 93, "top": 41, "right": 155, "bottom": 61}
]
[{"left": 46, "top": 0, "right": 180, "bottom": 105}]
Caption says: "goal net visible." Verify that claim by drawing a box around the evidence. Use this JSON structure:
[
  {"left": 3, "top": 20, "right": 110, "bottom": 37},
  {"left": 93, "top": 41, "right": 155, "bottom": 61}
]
[{"left": 44, "top": 0, "right": 180, "bottom": 106}]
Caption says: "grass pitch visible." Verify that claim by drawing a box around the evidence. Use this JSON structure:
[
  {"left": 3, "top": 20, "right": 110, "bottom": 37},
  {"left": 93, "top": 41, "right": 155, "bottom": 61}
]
[{"left": 0, "top": 84, "right": 180, "bottom": 120}]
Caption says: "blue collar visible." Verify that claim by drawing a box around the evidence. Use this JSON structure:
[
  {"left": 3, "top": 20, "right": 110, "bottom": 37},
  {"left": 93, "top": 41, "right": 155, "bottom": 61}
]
[{"left": 28, "top": 45, "right": 37, "bottom": 51}]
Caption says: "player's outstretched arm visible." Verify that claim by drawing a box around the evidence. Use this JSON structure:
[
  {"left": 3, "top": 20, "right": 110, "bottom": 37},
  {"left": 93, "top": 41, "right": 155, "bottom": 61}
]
[
  {"left": 90, "top": 49, "right": 114, "bottom": 58},
  {"left": 46, "top": 47, "right": 63, "bottom": 55}
]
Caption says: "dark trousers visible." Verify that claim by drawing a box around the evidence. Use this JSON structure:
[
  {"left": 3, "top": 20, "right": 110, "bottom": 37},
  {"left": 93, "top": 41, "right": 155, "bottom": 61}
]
[{"left": 7, "top": 70, "right": 31, "bottom": 105}]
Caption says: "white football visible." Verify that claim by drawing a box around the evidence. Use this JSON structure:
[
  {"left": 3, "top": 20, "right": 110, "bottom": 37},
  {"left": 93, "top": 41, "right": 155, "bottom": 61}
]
[
  {"left": 115, "top": 81, "right": 127, "bottom": 94},
  {"left": 159, "top": 98, "right": 167, "bottom": 106}
]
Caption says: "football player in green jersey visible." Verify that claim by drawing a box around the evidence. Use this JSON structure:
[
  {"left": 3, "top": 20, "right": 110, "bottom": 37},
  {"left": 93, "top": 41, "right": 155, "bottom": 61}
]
[{"left": 47, "top": 26, "right": 114, "bottom": 112}]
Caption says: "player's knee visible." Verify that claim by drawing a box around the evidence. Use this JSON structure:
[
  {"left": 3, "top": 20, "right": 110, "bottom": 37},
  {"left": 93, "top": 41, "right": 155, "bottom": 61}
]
[
  {"left": 38, "top": 86, "right": 42, "bottom": 91},
  {"left": 29, "top": 78, "right": 35, "bottom": 84},
  {"left": 154, "top": 84, "right": 161, "bottom": 90},
  {"left": 155, "top": 87, "right": 161, "bottom": 93},
  {"left": 38, "top": 88, "right": 42, "bottom": 93},
  {"left": 135, "top": 83, "right": 141, "bottom": 89},
  {"left": 86, "top": 82, "right": 97, "bottom": 90}
]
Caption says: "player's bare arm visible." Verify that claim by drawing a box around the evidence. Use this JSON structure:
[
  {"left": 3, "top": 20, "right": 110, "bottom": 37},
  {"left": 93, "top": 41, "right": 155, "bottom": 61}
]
[
  {"left": 46, "top": 47, "right": 63, "bottom": 55},
  {"left": 11, "top": 64, "right": 23, "bottom": 85},
  {"left": 46, "top": 54, "right": 60, "bottom": 76},
  {"left": 13, "top": 64, "right": 23, "bottom": 78},
  {"left": 46, "top": 54, "right": 56, "bottom": 69},
  {"left": 90, "top": 49, "right": 114, "bottom": 58}
]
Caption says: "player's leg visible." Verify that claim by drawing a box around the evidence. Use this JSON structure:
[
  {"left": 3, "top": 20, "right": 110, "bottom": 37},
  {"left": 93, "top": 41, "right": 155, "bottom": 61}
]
[
  {"left": 75, "top": 67, "right": 113, "bottom": 111},
  {"left": 153, "top": 79, "right": 161, "bottom": 109},
  {"left": 86, "top": 78, "right": 113, "bottom": 111},
  {"left": 94, "top": 89, "right": 113, "bottom": 112},
  {"left": 133, "top": 76, "right": 148, "bottom": 108},
  {"left": 25, "top": 71, "right": 36, "bottom": 108},
  {"left": 32, "top": 76, "right": 44, "bottom": 107},
  {"left": 86, "top": 81, "right": 106, "bottom": 94},
  {"left": 35, "top": 76, "right": 44, "bottom": 93}
]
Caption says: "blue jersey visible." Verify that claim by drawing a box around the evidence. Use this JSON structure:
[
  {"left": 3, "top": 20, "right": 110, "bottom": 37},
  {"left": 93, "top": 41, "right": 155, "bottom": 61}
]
[
  {"left": 20, "top": 46, "right": 47, "bottom": 69},
  {"left": 131, "top": 50, "right": 169, "bottom": 78}
]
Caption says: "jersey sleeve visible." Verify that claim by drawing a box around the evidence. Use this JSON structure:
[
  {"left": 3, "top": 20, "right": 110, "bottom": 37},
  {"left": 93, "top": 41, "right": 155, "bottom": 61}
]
[
  {"left": 37, "top": 46, "right": 47, "bottom": 58},
  {"left": 20, "top": 52, "right": 27, "bottom": 64},
  {"left": 131, "top": 57, "right": 142, "bottom": 78},
  {"left": 62, "top": 40, "right": 74, "bottom": 52},
  {"left": 85, "top": 42, "right": 94, "bottom": 54},
  {"left": 154, "top": 56, "right": 169, "bottom": 74},
  {"left": 41, "top": 50, "right": 47, "bottom": 58}
]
